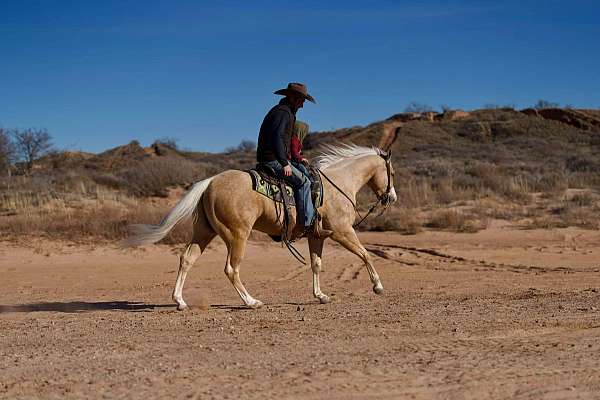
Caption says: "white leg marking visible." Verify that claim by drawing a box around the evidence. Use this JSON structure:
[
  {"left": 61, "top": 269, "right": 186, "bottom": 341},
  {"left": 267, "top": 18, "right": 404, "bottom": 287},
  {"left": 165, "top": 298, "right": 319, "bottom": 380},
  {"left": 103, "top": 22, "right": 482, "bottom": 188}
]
[
  {"left": 309, "top": 238, "right": 330, "bottom": 304},
  {"left": 224, "top": 248, "right": 263, "bottom": 309},
  {"left": 173, "top": 243, "right": 201, "bottom": 311}
]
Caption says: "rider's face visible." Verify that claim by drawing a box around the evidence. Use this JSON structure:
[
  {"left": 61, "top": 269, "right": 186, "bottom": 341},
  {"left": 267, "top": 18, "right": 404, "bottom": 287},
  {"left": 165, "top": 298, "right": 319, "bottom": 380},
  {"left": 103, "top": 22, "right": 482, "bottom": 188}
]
[{"left": 289, "top": 95, "right": 305, "bottom": 110}]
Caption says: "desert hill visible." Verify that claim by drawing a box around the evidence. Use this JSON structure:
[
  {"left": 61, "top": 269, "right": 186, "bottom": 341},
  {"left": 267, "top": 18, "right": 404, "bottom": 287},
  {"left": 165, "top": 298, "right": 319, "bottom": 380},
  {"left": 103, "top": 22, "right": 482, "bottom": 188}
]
[{"left": 1, "top": 107, "right": 599, "bottom": 241}]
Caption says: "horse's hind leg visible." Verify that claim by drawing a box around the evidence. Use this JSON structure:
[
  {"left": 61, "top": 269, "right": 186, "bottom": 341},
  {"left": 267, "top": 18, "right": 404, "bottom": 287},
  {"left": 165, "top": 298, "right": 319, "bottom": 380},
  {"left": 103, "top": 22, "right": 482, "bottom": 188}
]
[
  {"left": 332, "top": 228, "right": 384, "bottom": 295},
  {"left": 172, "top": 209, "right": 216, "bottom": 311},
  {"left": 309, "top": 237, "right": 331, "bottom": 304},
  {"left": 224, "top": 235, "right": 263, "bottom": 309}
]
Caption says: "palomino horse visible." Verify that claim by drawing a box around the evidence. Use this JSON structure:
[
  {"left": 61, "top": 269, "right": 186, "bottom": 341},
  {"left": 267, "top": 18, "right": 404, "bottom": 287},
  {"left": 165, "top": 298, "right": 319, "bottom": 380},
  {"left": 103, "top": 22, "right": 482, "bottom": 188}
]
[{"left": 124, "top": 144, "right": 397, "bottom": 310}]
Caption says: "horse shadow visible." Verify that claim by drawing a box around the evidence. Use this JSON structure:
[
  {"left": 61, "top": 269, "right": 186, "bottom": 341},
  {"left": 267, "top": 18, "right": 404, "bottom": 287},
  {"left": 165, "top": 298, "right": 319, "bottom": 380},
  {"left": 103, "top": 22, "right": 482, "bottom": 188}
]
[
  {"left": 0, "top": 301, "right": 322, "bottom": 314},
  {"left": 0, "top": 301, "right": 172, "bottom": 314}
]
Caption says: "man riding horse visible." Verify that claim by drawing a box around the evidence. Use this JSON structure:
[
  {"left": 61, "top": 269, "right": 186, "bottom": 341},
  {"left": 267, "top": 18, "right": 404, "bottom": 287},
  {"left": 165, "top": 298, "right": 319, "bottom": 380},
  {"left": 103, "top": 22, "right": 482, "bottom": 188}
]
[{"left": 256, "top": 82, "right": 330, "bottom": 238}]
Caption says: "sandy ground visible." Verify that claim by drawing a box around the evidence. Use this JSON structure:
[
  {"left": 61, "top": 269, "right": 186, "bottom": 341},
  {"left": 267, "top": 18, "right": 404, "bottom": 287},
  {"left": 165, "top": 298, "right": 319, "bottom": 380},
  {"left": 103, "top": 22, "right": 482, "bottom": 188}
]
[{"left": 1, "top": 227, "right": 600, "bottom": 400}]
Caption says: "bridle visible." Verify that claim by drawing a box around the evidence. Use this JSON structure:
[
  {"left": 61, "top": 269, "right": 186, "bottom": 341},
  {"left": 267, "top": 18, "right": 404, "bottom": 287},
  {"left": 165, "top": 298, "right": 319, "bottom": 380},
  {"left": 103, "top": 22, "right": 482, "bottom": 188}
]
[
  {"left": 377, "top": 149, "right": 394, "bottom": 207},
  {"left": 318, "top": 149, "right": 394, "bottom": 229}
]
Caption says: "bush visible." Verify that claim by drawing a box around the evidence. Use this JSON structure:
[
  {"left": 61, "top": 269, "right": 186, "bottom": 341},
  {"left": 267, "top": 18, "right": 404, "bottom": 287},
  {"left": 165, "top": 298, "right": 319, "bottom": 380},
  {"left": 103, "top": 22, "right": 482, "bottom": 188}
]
[
  {"left": 534, "top": 99, "right": 559, "bottom": 109},
  {"left": 360, "top": 207, "right": 422, "bottom": 234},
  {"left": 0, "top": 201, "right": 192, "bottom": 244},
  {"left": 565, "top": 156, "right": 599, "bottom": 172},
  {"left": 119, "top": 157, "right": 205, "bottom": 197},
  {"left": 404, "top": 102, "right": 435, "bottom": 113},
  {"left": 0, "top": 128, "right": 15, "bottom": 169},
  {"left": 226, "top": 139, "right": 257, "bottom": 153},
  {"left": 426, "top": 209, "right": 488, "bottom": 233}
]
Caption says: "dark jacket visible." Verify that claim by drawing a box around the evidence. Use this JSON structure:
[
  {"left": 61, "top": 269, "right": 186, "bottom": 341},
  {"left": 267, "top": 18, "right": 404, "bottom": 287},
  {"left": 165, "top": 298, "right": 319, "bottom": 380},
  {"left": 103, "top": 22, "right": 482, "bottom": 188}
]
[{"left": 256, "top": 99, "right": 296, "bottom": 167}]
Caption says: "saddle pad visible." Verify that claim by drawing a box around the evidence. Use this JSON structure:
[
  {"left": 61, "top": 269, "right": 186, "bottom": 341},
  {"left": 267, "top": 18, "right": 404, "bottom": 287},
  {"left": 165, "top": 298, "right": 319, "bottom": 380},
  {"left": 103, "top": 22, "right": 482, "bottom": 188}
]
[{"left": 249, "top": 170, "right": 296, "bottom": 206}]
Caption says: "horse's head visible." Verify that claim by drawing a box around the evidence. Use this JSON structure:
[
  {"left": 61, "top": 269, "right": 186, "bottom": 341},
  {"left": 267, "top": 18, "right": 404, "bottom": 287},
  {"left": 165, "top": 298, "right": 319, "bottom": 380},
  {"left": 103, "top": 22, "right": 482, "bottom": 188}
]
[{"left": 368, "top": 149, "right": 397, "bottom": 206}]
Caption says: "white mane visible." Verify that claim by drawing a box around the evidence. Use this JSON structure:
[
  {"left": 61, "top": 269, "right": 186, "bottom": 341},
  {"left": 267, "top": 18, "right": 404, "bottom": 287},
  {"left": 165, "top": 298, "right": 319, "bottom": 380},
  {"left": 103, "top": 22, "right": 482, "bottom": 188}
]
[{"left": 314, "top": 143, "right": 380, "bottom": 169}]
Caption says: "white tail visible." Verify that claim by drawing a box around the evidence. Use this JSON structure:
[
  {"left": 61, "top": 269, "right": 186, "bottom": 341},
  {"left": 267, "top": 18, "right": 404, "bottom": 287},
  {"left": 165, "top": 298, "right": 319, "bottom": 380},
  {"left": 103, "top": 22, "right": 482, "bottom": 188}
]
[{"left": 121, "top": 177, "right": 214, "bottom": 247}]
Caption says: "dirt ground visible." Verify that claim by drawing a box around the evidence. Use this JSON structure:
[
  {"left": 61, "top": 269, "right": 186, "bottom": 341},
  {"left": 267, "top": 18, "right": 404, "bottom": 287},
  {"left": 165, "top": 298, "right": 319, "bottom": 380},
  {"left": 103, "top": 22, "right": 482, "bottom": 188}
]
[{"left": 1, "top": 227, "right": 600, "bottom": 400}]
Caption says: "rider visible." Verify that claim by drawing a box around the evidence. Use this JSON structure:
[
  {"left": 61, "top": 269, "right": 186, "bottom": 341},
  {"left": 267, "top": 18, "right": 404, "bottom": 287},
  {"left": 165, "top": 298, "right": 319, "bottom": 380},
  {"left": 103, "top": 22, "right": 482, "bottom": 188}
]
[
  {"left": 290, "top": 120, "right": 312, "bottom": 180},
  {"left": 256, "top": 82, "right": 328, "bottom": 238}
]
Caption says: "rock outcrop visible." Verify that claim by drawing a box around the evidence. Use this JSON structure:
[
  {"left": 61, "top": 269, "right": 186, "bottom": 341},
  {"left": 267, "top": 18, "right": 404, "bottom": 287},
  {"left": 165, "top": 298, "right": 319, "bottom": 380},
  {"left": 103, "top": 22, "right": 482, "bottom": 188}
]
[{"left": 520, "top": 108, "right": 600, "bottom": 131}]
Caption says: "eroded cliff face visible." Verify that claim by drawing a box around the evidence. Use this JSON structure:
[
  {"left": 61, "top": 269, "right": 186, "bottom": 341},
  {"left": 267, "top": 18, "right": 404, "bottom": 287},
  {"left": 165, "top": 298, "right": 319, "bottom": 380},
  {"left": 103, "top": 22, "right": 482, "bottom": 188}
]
[{"left": 521, "top": 108, "right": 600, "bottom": 132}]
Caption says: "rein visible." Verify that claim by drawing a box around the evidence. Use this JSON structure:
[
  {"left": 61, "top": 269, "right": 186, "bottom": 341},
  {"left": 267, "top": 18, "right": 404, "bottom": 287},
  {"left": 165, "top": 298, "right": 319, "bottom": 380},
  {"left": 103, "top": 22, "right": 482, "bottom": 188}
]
[{"left": 318, "top": 154, "right": 393, "bottom": 229}]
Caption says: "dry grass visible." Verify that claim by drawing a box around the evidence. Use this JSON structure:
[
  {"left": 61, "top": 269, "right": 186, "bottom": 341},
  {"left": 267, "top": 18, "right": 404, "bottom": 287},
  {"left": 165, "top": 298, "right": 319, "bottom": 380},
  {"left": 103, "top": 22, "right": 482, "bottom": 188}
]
[
  {"left": 4, "top": 107, "right": 600, "bottom": 240},
  {"left": 118, "top": 157, "right": 206, "bottom": 197},
  {"left": 425, "top": 209, "right": 489, "bottom": 233},
  {"left": 1, "top": 201, "right": 192, "bottom": 244},
  {"left": 360, "top": 207, "right": 422, "bottom": 234},
  {"left": 524, "top": 200, "right": 600, "bottom": 230}
]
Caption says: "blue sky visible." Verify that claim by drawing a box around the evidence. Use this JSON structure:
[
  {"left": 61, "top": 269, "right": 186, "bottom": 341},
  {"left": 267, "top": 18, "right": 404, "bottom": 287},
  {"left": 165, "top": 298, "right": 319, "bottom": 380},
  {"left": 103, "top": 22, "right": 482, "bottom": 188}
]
[{"left": 1, "top": 0, "right": 599, "bottom": 153}]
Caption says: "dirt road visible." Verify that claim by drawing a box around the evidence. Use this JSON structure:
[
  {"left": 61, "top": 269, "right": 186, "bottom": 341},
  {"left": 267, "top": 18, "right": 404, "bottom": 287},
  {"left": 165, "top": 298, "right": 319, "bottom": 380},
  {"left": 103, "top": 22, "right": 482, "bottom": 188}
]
[{"left": 1, "top": 228, "right": 600, "bottom": 399}]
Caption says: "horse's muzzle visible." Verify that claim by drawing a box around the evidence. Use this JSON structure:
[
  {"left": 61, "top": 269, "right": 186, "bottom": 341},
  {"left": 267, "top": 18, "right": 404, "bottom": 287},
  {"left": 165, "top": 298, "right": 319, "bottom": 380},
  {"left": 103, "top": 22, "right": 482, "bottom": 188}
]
[{"left": 381, "top": 187, "right": 397, "bottom": 205}]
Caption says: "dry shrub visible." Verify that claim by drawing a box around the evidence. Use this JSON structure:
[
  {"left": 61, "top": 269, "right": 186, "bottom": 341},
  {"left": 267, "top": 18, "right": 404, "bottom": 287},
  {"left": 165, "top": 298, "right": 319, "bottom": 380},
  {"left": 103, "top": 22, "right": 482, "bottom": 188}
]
[
  {"left": 397, "top": 178, "right": 435, "bottom": 208},
  {"left": 525, "top": 201, "right": 600, "bottom": 230},
  {"left": 457, "top": 162, "right": 533, "bottom": 203},
  {"left": 0, "top": 202, "right": 192, "bottom": 244},
  {"left": 471, "top": 199, "right": 536, "bottom": 221},
  {"left": 435, "top": 177, "right": 455, "bottom": 205},
  {"left": 1, "top": 190, "right": 57, "bottom": 213},
  {"left": 568, "top": 191, "right": 595, "bottom": 207},
  {"left": 465, "top": 162, "right": 504, "bottom": 192},
  {"left": 565, "top": 156, "right": 600, "bottom": 173},
  {"left": 426, "top": 209, "right": 488, "bottom": 233},
  {"left": 119, "top": 157, "right": 205, "bottom": 197},
  {"left": 502, "top": 175, "right": 532, "bottom": 203},
  {"left": 360, "top": 207, "right": 422, "bottom": 234},
  {"left": 529, "top": 172, "right": 568, "bottom": 193},
  {"left": 92, "top": 172, "right": 127, "bottom": 190}
]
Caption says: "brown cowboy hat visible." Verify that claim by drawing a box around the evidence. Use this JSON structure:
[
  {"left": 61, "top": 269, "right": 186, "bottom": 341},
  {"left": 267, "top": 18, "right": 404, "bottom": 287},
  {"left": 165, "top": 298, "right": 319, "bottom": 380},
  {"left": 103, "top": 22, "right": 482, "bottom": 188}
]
[{"left": 274, "top": 82, "right": 316, "bottom": 103}]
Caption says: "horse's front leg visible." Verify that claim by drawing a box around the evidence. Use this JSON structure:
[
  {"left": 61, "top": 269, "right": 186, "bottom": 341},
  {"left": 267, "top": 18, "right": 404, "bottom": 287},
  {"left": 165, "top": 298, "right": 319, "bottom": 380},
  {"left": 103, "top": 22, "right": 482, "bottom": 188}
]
[
  {"left": 308, "top": 236, "right": 331, "bottom": 304},
  {"left": 331, "top": 229, "right": 384, "bottom": 295},
  {"left": 224, "top": 236, "right": 263, "bottom": 309}
]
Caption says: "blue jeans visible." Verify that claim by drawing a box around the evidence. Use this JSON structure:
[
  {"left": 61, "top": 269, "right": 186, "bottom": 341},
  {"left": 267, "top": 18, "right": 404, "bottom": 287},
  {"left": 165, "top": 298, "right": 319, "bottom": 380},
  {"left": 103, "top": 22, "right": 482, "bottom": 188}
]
[
  {"left": 261, "top": 160, "right": 314, "bottom": 226},
  {"left": 291, "top": 161, "right": 312, "bottom": 183}
]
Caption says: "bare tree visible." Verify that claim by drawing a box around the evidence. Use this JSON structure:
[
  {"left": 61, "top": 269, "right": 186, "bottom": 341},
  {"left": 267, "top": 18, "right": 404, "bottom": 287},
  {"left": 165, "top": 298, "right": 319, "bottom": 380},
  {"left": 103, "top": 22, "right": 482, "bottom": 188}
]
[
  {"left": 404, "top": 101, "right": 435, "bottom": 113},
  {"left": 0, "top": 128, "right": 15, "bottom": 170},
  {"left": 534, "top": 99, "right": 559, "bottom": 110},
  {"left": 237, "top": 139, "right": 256, "bottom": 152},
  {"left": 154, "top": 136, "right": 179, "bottom": 150},
  {"left": 226, "top": 139, "right": 257, "bottom": 153},
  {"left": 11, "top": 128, "right": 53, "bottom": 172}
]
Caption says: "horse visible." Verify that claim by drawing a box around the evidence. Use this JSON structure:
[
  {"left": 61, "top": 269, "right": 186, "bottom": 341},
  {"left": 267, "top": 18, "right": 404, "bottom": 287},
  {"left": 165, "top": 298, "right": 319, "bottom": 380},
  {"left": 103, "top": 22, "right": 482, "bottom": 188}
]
[{"left": 123, "top": 144, "right": 397, "bottom": 310}]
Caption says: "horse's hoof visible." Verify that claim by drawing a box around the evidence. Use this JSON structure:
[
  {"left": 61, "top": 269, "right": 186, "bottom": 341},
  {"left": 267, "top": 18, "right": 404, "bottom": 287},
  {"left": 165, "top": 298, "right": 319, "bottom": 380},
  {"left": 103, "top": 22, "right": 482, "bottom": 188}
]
[
  {"left": 373, "top": 285, "right": 384, "bottom": 296},
  {"left": 319, "top": 295, "right": 331, "bottom": 304},
  {"left": 176, "top": 303, "right": 188, "bottom": 311},
  {"left": 248, "top": 300, "right": 264, "bottom": 309}
]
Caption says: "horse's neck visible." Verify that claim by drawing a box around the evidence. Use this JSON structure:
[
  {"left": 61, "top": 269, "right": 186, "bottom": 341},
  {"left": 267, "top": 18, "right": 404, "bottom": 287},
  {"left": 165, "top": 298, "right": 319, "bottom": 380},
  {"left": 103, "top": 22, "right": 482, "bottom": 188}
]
[{"left": 325, "top": 156, "right": 377, "bottom": 199}]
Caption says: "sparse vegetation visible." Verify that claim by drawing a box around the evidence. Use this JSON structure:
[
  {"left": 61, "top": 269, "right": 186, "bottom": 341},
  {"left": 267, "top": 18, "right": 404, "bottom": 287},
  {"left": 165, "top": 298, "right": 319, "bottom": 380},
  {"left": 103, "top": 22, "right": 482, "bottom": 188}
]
[
  {"left": 0, "top": 200, "right": 192, "bottom": 244},
  {"left": 404, "top": 102, "right": 435, "bottom": 113},
  {"left": 0, "top": 128, "right": 15, "bottom": 171},
  {"left": 226, "top": 139, "right": 257, "bottom": 153},
  {"left": 11, "top": 128, "right": 53, "bottom": 172},
  {"left": 119, "top": 157, "right": 205, "bottom": 197},
  {"left": 534, "top": 99, "right": 560, "bottom": 109},
  {"left": 2, "top": 106, "right": 600, "bottom": 243},
  {"left": 425, "top": 209, "right": 489, "bottom": 233}
]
